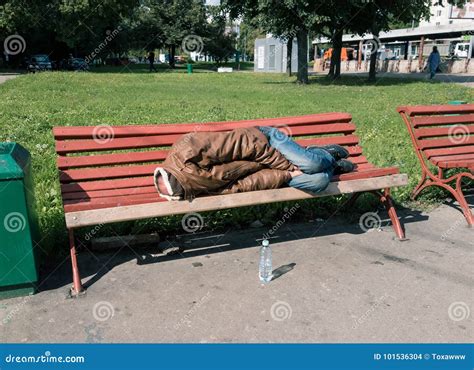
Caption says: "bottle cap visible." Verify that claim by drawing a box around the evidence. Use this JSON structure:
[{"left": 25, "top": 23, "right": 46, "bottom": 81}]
[{"left": 262, "top": 239, "right": 269, "bottom": 247}]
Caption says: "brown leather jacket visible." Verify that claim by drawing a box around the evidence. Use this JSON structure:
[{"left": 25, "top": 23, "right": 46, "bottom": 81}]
[{"left": 156, "top": 127, "right": 294, "bottom": 199}]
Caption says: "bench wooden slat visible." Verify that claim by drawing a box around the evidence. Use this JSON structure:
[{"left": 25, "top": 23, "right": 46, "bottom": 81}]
[
  {"left": 57, "top": 140, "right": 364, "bottom": 170},
  {"left": 438, "top": 160, "right": 474, "bottom": 169},
  {"left": 52, "top": 113, "right": 353, "bottom": 139},
  {"left": 60, "top": 164, "right": 157, "bottom": 182},
  {"left": 58, "top": 136, "right": 361, "bottom": 180},
  {"left": 61, "top": 177, "right": 154, "bottom": 193},
  {"left": 415, "top": 125, "right": 474, "bottom": 139},
  {"left": 55, "top": 127, "right": 359, "bottom": 155},
  {"left": 61, "top": 166, "right": 400, "bottom": 212},
  {"left": 62, "top": 185, "right": 159, "bottom": 201},
  {"left": 418, "top": 136, "right": 474, "bottom": 150},
  {"left": 57, "top": 149, "right": 169, "bottom": 170},
  {"left": 64, "top": 193, "right": 165, "bottom": 212},
  {"left": 63, "top": 156, "right": 374, "bottom": 199},
  {"left": 64, "top": 174, "right": 408, "bottom": 227},
  {"left": 398, "top": 104, "right": 474, "bottom": 116},
  {"left": 332, "top": 167, "right": 399, "bottom": 181},
  {"left": 424, "top": 145, "right": 474, "bottom": 159},
  {"left": 412, "top": 114, "right": 474, "bottom": 127},
  {"left": 431, "top": 153, "right": 474, "bottom": 164},
  {"left": 433, "top": 156, "right": 474, "bottom": 168}
]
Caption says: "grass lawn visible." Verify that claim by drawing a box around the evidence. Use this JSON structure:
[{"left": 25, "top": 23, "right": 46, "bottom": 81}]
[{"left": 0, "top": 69, "right": 472, "bottom": 255}]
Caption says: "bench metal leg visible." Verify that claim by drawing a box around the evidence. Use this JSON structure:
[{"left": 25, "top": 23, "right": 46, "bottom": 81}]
[
  {"left": 412, "top": 170, "right": 473, "bottom": 228},
  {"left": 374, "top": 188, "right": 406, "bottom": 240},
  {"left": 455, "top": 175, "right": 474, "bottom": 227},
  {"left": 68, "top": 229, "right": 85, "bottom": 297}
]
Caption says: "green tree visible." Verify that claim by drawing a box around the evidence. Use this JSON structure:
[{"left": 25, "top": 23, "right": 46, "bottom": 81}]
[
  {"left": 225, "top": 0, "right": 319, "bottom": 84},
  {"left": 202, "top": 7, "right": 237, "bottom": 64}
]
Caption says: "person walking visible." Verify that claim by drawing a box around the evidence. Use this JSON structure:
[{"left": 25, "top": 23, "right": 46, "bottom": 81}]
[
  {"left": 427, "top": 46, "right": 440, "bottom": 80},
  {"left": 148, "top": 51, "right": 157, "bottom": 72}
]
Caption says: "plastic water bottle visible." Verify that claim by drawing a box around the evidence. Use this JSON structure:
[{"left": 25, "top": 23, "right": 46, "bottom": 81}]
[{"left": 259, "top": 239, "right": 273, "bottom": 283}]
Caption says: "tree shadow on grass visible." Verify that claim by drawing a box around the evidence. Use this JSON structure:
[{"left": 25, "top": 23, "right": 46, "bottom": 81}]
[{"left": 264, "top": 74, "right": 431, "bottom": 87}]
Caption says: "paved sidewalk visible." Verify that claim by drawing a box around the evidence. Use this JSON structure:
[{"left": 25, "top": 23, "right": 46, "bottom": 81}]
[
  {"left": 1, "top": 201, "right": 472, "bottom": 343},
  {"left": 312, "top": 71, "right": 474, "bottom": 87},
  {"left": 0, "top": 73, "right": 20, "bottom": 85}
]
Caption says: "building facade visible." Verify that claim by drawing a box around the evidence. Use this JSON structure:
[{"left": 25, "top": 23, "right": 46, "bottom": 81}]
[{"left": 254, "top": 37, "right": 298, "bottom": 73}]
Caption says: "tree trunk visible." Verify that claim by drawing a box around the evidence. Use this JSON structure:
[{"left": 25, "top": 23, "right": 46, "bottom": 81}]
[
  {"left": 296, "top": 28, "right": 308, "bottom": 84},
  {"left": 368, "top": 33, "right": 379, "bottom": 82},
  {"left": 169, "top": 45, "right": 176, "bottom": 69},
  {"left": 287, "top": 37, "right": 293, "bottom": 77},
  {"left": 329, "top": 27, "right": 343, "bottom": 79}
]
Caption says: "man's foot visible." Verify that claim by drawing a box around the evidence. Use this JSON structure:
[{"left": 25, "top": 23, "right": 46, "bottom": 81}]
[
  {"left": 334, "top": 159, "right": 355, "bottom": 174},
  {"left": 308, "top": 144, "right": 349, "bottom": 161}
]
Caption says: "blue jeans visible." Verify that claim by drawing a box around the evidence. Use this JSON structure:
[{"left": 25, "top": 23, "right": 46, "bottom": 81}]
[{"left": 258, "top": 126, "right": 335, "bottom": 193}]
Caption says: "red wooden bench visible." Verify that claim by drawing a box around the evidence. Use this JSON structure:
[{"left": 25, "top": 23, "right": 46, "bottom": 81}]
[
  {"left": 53, "top": 113, "right": 408, "bottom": 296},
  {"left": 398, "top": 104, "right": 474, "bottom": 226}
]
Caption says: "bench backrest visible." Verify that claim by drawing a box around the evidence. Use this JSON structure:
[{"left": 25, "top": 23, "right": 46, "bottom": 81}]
[
  {"left": 53, "top": 113, "right": 410, "bottom": 214},
  {"left": 397, "top": 104, "right": 474, "bottom": 165}
]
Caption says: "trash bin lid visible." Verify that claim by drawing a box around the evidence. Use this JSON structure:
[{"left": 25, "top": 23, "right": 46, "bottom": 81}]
[{"left": 0, "top": 142, "right": 30, "bottom": 180}]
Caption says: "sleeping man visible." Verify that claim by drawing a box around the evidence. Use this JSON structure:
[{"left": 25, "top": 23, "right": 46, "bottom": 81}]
[{"left": 154, "top": 126, "right": 354, "bottom": 200}]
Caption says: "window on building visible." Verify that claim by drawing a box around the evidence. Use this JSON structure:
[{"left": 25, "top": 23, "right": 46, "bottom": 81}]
[
  {"left": 436, "top": 22, "right": 440, "bottom": 26},
  {"left": 269, "top": 45, "right": 276, "bottom": 69},
  {"left": 437, "top": 10, "right": 442, "bottom": 16}
]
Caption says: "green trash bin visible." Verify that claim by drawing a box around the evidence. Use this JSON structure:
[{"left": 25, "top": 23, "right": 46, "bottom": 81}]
[
  {"left": 187, "top": 63, "right": 193, "bottom": 74},
  {"left": 0, "top": 142, "right": 39, "bottom": 299}
]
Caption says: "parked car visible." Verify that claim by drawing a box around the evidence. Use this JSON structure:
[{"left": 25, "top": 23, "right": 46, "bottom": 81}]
[
  {"left": 26, "top": 54, "right": 52, "bottom": 72},
  {"left": 68, "top": 58, "right": 89, "bottom": 71}
]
